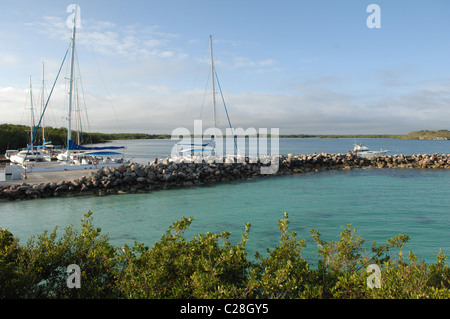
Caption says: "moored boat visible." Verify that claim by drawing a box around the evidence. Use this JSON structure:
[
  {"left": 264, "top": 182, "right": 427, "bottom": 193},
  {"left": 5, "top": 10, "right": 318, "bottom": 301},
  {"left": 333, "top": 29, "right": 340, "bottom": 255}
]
[
  {"left": 352, "top": 143, "right": 388, "bottom": 157},
  {"left": 174, "top": 35, "right": 238, "bottom": 160},
  {"left": 4, "top": 5, "right": 130, "bottom": 180},
  {"left": 9, "top": 149, "right": 51, "bottom": 164}
]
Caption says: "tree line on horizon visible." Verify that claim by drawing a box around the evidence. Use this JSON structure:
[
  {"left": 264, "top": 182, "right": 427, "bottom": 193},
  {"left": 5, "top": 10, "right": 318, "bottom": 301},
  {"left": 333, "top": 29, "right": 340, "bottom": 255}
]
[
  {"left": 1, "top": 123, "right": 449, "bottom": 155},
  {"left": 0, "top": 124, "right": 170, "bottom": 154}
]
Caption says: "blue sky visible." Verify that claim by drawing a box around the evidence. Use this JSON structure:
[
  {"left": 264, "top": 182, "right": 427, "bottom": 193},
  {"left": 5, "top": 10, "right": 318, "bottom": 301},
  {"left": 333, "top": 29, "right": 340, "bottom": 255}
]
[{"left": 0, "top": 0, "right": 449, "bottom": 135}]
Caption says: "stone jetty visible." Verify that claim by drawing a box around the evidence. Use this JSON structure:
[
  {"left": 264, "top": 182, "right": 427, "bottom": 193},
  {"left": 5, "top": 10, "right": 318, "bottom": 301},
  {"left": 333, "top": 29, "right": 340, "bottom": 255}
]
[{"left": 2, "top": 152, "right": 450, "bottom": 201}]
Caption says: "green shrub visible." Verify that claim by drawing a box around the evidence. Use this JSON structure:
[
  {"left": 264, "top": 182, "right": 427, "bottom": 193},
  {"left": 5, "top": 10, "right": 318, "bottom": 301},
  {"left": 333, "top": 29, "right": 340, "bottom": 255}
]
[
  {"left": 246, "top": 212, "right": 311, "bottom": 298},
  {"left": 118, "top": 216, "right": 251, "bottom": 298},
  {"left": 1, "top": 211, "right": 449, "bottom": 299},
  {"left": 0, "top": 212, "right": 118, "bottom": 298}
]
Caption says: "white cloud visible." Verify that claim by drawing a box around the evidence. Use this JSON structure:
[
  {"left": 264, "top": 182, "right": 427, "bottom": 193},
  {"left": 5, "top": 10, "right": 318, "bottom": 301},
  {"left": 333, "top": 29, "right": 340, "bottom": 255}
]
[
  {"left": 147, "top": 85, "right": 171, "bottom": 94},
  {"left": 26, "top": 14, "right": 181, "bottom": 61},
  {"left": 89, "top": 20, "right": 116, "bottom": 31},
  {"left": 0, "top": 54, "right": 20, "bottom": 66},
  {"left": 2, "top": 80, "right": 450, "bottom": 135},
  {"left": 144, "top": 39, "right": 164, "bottom": 48},
  {"left": 0, "top": 86, "right": 32, "bottom": 125},
  {"left": 302, "top": 57, "right": 318, "bottom": 64},
  {"left": 7, "top": 11, "right": 447, "bottom": 136},
  {"left": 230, "top": 56, "right": 277, "bottom": 70},
  {"left": 159, "top": 51, "right": 175, "bottom": 58}
]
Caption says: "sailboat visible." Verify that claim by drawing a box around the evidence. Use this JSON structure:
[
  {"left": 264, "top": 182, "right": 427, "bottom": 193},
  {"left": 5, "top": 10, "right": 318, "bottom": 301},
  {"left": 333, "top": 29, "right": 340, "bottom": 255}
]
[
  {"left": 5, "top": 6, "right": 129, "bottom": 180},
  {"left": 9, "top": 76, "right": 52, "bottom": 164},
  {"left": 35, "top": 62, "right": 63, "bottom": 161},
  {"left": 175, "top": 35, "right": 237, "bottom": 160}
]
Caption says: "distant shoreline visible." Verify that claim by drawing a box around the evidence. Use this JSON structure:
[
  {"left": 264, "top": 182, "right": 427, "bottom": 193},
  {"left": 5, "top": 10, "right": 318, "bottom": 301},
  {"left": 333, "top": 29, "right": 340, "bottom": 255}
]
[
  {"left": 277, "top": 134, "right": 404, "bottom": 139},
  {"left": 1, "top": 123, "right": 449, "bottom": 154}
]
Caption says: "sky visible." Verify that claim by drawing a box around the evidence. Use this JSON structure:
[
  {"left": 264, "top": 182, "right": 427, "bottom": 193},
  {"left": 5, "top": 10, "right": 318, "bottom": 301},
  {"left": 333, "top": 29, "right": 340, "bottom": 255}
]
[{"left": 0, "top": 0, "right": 449, "bottom": 135}]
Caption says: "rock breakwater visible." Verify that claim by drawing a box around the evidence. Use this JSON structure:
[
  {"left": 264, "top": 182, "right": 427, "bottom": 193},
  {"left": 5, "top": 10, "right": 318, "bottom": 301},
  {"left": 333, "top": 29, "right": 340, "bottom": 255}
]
[{"left": 2, "top": 152, "right": 450, "bottom": 201}]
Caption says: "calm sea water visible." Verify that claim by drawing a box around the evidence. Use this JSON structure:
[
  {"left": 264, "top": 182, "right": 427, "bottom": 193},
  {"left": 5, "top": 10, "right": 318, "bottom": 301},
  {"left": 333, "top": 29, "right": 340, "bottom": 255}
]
[{"left": 1, "top": 138, "right": 450, "bottom": 264}]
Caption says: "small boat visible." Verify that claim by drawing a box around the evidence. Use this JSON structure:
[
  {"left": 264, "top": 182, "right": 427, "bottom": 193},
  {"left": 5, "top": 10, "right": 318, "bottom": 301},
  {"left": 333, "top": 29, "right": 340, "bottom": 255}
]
[
  {"left": 9, "top": 148, "right": 51, "bottom": 164},
  {"left": 8, "top": 75, "right": 52, "bottom": 165},
  {"left": 37, "top": 142, "right": 63, "bottom": 161},
  {"left": 352, "top": 144, "right": 388, "bottom": 157},
  {"left": 4, "top": 150, "right": 19, "bottom": 160}
]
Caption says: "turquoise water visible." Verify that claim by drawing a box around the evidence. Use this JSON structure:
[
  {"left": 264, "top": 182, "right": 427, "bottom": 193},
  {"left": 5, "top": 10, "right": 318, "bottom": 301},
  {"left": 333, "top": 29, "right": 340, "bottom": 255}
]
[
  {"left": 1, "top": 167, "right": 449, "bottom": 264},
  {"left": 1, "top": 138, "right": 450, "bottom": 264}
]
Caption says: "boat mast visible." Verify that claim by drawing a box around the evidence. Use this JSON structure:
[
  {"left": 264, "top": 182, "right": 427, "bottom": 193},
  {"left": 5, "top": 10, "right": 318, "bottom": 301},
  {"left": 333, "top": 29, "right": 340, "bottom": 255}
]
[
  {"left": 209, "top": 35, "right": 217, "bottom": 140},
  {"left": 67, "top": 5, "right": 78, "bottom": 161},
  {"left": 75, "top": 80, "right": 81, "bottom": 144},
  {"left": 41, "top": 62, "right": 45, "bottom": 144},
  {"left": 29, "top": 75, "right": 35, "bottom": 150}
]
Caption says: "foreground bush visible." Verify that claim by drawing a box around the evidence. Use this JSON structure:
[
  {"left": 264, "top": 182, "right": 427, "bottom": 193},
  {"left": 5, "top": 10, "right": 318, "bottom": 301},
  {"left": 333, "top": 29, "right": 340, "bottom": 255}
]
[
  {"left": 1, "top": 211, "right": 449, "bottom": 299},
  {"left": 1, "top": 213, "right": 118, "bottom": 298}
]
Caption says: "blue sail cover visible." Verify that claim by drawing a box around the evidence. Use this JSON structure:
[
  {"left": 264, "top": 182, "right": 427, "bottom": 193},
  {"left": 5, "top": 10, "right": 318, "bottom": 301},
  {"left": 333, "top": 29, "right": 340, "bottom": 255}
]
[
  {"left": 177, "top": 140, "right": 216, "bottom": 148},
  {"left": 177, "top": 140, "right": 216, "bottom": 154},
  {"left": 68, "top": 140, "right": 125, "bottom": 151},
  {"left": 82, "top": 151, "right": 123, "bottom": 156}
]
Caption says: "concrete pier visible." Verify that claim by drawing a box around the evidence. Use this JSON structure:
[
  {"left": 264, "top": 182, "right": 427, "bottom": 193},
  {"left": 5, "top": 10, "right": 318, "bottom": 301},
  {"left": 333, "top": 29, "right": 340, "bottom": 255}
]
[{"left": 0, "top": 169, "right": 98, "bottom": 187}]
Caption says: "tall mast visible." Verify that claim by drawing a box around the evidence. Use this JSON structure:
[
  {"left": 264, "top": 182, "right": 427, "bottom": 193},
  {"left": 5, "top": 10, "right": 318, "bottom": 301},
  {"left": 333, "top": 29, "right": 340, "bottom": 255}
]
[
  {"left": 75, "top": 80, "right": 81, "bottom": 144},
  {"left": 41, "top": 62, "right": 45, "bottom": 144},
  {"left": 209, "top": 35, "right": 217, "bottom": 139},
  {"left": 67, "top": 5, "right": 78, "bottom": 160},
  {"left": 29, "top": 75, "right": 35, "bottom": 149}
]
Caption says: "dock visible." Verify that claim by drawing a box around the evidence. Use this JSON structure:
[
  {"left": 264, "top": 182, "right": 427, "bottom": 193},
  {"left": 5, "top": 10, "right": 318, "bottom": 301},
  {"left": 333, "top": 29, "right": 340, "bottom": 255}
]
[{"left": 0, "top": 169, "right": 98, "bottom": 187}]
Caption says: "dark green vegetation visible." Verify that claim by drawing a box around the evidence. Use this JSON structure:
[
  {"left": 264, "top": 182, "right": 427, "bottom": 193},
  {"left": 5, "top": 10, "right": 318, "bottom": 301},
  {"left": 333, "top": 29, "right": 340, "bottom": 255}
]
[
  {"left": 403, "top": 130, "right": 450, "bottom": 140},
  {"left": 279, "top": 134, "right": 405, "bottom": 139},
  {"left": 1, "top": 212, "right": 449, "bottom": 299},
  {"left": 280, "top": 130, "right": 450, "bottom": 140},
  {"left": 0, "top": 124, "right": 170, "bottom": 154}
]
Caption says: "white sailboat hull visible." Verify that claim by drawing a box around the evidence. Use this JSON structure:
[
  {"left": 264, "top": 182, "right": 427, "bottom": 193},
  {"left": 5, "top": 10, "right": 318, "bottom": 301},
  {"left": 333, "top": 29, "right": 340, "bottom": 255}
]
[{"left": 9, "top": 151, "right": 52, "bottom": 164}]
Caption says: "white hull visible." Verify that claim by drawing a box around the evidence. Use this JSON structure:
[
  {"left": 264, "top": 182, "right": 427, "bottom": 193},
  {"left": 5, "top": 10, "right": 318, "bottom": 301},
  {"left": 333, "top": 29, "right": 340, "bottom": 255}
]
[
  {"left": 4, "top": 150, "right": 18, "bottom": 160},
  {"left": 9, "top": 151, "right": 52, "bottom": 164},
  {"left": 352, "top": 144, "right": 388, "bottom": 158},
  {"left": 355, "top": 150, "right": 388, "bottom": 157}
]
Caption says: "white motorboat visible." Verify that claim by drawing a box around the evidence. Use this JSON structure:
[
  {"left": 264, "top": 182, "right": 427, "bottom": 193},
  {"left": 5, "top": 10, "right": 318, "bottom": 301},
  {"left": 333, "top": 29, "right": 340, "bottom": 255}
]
[{"left": 352, "top": 144, "right": 388, "bottom": 157}]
